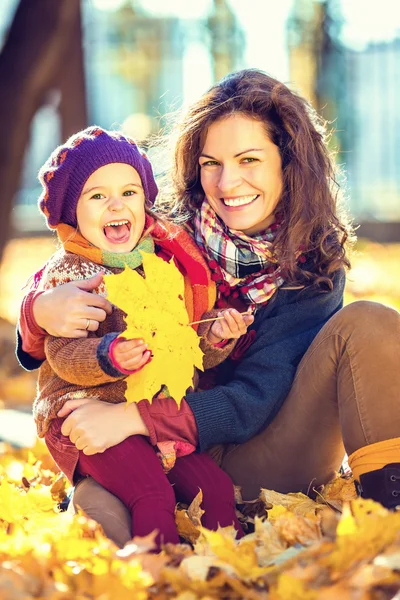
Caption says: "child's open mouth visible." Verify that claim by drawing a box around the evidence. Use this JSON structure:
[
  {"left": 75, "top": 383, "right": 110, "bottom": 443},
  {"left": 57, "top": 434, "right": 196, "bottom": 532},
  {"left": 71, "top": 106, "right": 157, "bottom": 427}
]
[{"left": 103, "top": 220, "right": 132, "bottom": 244}]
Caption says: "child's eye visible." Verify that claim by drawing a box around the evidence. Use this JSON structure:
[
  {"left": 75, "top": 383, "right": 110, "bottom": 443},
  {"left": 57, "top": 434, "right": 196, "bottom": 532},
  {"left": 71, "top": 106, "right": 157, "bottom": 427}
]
[
  {"left": 123, "top": 190, "right": 136, "bottom": 196},
  {"left": 91, "top": 193, "right": 105, "bottom": 200}
]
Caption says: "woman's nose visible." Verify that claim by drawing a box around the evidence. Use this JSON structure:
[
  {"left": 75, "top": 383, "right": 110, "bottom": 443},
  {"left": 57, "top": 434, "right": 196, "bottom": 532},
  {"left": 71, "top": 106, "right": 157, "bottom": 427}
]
[{"left": 217, "top": 165, "right": 241, "bottom": 193}]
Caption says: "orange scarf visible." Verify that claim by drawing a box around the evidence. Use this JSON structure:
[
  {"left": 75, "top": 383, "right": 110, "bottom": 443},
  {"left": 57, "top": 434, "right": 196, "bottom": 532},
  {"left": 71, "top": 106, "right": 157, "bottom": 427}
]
[{"left": 57, "top": 216, "right": 215, "bottom": 331}]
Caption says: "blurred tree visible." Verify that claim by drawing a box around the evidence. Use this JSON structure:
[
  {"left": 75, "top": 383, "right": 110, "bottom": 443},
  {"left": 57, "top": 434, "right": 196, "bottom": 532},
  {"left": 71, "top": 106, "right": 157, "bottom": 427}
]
[
  {"left": 287, "top": 0, "right": 350, "bottom": 158},
  {"left": 207, "top": 0, "right": 244, "bottom": 82},
  {"left": 0, "top": 0, "right": 86, "bottom": 263}
]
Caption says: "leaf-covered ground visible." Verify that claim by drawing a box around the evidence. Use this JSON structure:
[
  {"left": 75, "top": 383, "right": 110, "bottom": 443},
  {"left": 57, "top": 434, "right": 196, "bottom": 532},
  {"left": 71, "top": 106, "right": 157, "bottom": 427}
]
[
  {"left": 0, "top": 238, "right": 400, "bottom": 598},
  {"left": 1, "top": 440, "right": 400, "bottom": 599}
]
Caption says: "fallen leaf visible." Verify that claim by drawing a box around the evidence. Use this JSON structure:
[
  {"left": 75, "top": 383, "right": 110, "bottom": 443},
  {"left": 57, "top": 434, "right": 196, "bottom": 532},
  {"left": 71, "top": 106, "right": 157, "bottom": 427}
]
[
  {"left": 261, "top": 489, "right": 323, "bottom": 519},
  {"left": 187, "top": 490, "right": 205, "bottom": 527},
  {"left": 175, "top": 490, "right": 204, "bottom": 544},
  {"left": 315, "top": 473, "right": 357, "bottom": 511}
]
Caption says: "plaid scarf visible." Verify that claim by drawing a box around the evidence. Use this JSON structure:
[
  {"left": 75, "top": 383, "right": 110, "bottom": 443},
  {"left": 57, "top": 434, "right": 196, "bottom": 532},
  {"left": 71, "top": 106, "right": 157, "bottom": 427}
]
[{"left": 193, "top": 199, "right": 284, "bottom": 305}]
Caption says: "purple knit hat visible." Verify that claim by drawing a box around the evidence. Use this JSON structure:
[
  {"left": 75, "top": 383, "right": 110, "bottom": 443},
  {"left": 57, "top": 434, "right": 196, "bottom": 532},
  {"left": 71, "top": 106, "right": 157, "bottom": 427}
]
[{"left": 38, "top": 126, "right": 158, "bottom": 229}]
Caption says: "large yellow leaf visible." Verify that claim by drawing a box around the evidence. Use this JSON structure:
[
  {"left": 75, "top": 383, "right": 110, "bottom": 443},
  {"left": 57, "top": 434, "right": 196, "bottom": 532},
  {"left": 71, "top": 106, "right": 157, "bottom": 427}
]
[{"left": 104, "top": 252, "right": 204, "bottom": 405}]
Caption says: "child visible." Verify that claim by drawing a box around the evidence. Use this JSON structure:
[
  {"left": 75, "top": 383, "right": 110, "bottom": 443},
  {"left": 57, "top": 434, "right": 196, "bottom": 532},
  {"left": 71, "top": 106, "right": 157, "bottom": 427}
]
[{"left": 34, "top": 126, "right": 252, "bottom": 548}]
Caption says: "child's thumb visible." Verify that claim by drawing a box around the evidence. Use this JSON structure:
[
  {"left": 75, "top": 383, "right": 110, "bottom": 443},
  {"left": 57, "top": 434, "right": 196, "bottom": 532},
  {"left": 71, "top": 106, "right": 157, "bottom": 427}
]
[{"left": 71, "top": 272, "right": 104, "bottom": 291}]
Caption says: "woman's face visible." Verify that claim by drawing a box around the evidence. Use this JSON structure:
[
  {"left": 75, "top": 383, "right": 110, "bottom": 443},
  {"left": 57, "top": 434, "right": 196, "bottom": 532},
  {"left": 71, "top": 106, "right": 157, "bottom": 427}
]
[
  {"left": 76, "top": 163, "right": 146, "bottom": 253},
  {"left": 199, "top": 114, "right": 283, "bottom": 235}
]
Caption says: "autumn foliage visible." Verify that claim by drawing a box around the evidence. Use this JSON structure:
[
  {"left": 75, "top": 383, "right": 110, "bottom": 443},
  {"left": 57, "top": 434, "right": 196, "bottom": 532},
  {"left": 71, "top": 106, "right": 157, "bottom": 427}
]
[
  {"left": 1, "top": 240, "right": 400, "bottom": 598},
  {"left": 1, "top": 439, "right": 400, "bottom": 599}
]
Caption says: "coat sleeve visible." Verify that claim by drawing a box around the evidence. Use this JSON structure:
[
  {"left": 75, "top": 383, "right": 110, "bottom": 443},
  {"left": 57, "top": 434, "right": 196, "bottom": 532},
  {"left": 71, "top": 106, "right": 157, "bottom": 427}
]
[
  {"left": 186, "top": 270, "right": 346, "bottom": 451},
  {"left": 44, "top": 332, "right": 126, "bottom": 385},
  {"left": 197, "top": 308, "right": 237, "bottom": 369},
  {"left": 17, "top": 290, "right": 47, "bottom": 368},
  {"left": 137, "top": 396, "right": 198, "bottom": 447},
  {"left": 16, "top": 262, "right": 48, "bottom": 369}
]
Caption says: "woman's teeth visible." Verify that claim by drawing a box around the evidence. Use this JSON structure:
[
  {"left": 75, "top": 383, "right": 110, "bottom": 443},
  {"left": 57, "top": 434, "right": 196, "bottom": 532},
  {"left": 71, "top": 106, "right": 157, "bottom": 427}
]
[{"left": 223, "top": 195, "right": 258, "bottom": 207}]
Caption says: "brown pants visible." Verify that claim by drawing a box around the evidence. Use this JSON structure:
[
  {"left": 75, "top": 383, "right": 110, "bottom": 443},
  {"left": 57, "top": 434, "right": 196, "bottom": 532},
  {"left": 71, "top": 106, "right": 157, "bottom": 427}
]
[{"left": 73, "top": 301, "right": 400, "bottom": 547}]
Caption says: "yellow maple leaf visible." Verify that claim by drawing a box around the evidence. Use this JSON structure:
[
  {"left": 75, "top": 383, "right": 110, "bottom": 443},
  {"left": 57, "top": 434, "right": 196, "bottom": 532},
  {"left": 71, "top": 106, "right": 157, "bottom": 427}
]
[{"left": 104, "top": 252, "right": 204, "bottom": 405}]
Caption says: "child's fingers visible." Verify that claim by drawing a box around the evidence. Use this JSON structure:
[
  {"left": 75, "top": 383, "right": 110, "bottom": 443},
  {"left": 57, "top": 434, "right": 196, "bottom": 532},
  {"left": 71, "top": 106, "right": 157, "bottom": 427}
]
[
  {"left": 123, "top": 349, "right": 152, "bottom": 372},
  {"left": 224, "top": 309, "right": 248, "bottom": 335},
  {"left": 115, "top": 338, "right": 148, "bottom": 355},
  {"left": 216, "top": 310, "right": 240, "bottom": 338},
  {"left": 242, "top": 314, "right": 255, "bottom": 327}
]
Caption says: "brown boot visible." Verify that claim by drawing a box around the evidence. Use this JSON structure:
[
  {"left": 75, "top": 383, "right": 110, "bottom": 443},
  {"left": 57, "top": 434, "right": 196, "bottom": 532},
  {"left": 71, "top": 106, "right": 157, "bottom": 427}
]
[{"left": 356, "top": 463, "right": 400, "bottom": 509}]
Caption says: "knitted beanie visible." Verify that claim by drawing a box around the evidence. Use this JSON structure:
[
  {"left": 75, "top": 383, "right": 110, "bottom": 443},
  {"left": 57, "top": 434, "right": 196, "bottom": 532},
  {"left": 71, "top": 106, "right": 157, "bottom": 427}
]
[{"left": 38, "top": 126, "right": 158, "bottom": 229}]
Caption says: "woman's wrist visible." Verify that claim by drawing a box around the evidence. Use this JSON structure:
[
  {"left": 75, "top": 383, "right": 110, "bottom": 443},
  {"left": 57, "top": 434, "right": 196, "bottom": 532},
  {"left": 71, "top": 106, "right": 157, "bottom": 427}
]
[{"left": 118, "top": 402, "right": 149, "bottom": 438}]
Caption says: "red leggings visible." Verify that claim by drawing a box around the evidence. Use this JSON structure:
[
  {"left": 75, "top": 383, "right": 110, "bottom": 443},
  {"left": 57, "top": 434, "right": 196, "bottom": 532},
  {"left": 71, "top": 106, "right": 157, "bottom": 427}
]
[{"left": 77, "top": 435, "right": 243, "bottom": 548}]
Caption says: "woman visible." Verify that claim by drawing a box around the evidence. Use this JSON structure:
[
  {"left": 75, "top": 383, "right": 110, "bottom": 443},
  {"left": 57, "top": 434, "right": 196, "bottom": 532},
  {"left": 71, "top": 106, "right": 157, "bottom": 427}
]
[{"left": 18, "top": 69, "right": 400, "bottom": 547}]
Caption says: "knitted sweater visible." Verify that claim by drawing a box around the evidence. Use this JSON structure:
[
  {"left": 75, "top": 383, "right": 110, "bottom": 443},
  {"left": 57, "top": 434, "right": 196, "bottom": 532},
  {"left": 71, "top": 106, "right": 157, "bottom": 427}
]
[{"left": 34, "top": 247, "right": 234, "bottom": 440}]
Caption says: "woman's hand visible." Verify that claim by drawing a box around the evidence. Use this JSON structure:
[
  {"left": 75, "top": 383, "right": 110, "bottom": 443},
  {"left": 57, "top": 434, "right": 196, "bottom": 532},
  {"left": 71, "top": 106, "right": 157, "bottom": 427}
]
[
  {"left": 33, "top": 273, "right": 112, "bottom": 337},
  {"left": 111, "top": 338, "right": 152, "bottom": 371},
  {"left": 57, "top": 398, "right": 149, "bottom": 455},
  {"left": 207, "top": 307, "right": 254, "bottom": 344}
]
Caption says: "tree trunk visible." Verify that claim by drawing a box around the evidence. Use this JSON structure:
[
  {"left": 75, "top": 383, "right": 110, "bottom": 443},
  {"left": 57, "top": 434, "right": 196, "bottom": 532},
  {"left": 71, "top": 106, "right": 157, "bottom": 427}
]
[
  {"left": 57, "top": 4, "right": 87, "bottom": 140},
  {"left": 0, "top": 0, "right": 82, "bottom": 264}
]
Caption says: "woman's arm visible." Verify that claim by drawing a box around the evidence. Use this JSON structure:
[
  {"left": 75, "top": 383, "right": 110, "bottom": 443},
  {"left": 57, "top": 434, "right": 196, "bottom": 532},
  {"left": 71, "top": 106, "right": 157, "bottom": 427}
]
[
  {"left": 33, "top": 273, "right": 112, "bottom": 336},
  {"left": 17, "top": 272, "right": 112, "bottom": 369},
  {"left": 186, "top": 271, "right": 346, "bottom": 451},
  {"left": 55, "top": 395, "right": 197, "bottom": 455},
  {"left": 57, "top": 398, "right": 150, "bottom": 455}
]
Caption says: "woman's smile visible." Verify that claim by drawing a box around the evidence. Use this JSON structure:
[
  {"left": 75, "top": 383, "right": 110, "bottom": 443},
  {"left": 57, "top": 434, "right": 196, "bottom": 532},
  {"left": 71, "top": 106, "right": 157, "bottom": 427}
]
[{"left": 221, "top": 194, "right": 259, "bottom": 208}]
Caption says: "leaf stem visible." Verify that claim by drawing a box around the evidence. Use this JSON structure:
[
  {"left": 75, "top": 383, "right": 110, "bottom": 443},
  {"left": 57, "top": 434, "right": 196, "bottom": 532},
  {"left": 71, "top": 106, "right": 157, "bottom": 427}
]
[{"left": 188, "top": 310, "right": 252, "bottom": 326}]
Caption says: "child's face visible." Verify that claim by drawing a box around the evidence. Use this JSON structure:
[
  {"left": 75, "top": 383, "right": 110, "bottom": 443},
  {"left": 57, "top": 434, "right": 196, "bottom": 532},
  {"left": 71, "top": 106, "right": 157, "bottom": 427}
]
[{"left": 76, "top": 163, "right": 146, "bottom": 253}]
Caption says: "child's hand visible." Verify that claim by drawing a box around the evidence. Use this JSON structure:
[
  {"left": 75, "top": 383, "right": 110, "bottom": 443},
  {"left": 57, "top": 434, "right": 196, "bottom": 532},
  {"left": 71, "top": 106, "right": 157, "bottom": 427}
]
[
  {"left": 207, "top": 308, "right": 254, "bottom": 344},
  {"left": 111, "top": 337, "right": 151, "bottom": 372}
]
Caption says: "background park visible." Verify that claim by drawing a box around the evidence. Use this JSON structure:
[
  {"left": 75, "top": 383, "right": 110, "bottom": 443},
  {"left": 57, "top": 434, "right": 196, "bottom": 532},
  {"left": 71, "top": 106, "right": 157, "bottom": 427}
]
[{"left": 0, "top": 0, "right": 400, "bottom": 598}]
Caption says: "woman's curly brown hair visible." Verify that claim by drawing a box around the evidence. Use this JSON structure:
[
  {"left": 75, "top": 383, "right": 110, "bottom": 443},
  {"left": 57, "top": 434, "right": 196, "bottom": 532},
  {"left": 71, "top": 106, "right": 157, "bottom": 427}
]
[{"left": 156, "top": 68, "right": 355, "bottom": 288}]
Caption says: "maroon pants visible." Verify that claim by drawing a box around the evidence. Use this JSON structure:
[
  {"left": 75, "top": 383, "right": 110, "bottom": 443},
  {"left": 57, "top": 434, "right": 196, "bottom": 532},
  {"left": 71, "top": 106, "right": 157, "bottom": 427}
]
[{"left": 77, "top": 435, "right": 243, "bottom": 549}]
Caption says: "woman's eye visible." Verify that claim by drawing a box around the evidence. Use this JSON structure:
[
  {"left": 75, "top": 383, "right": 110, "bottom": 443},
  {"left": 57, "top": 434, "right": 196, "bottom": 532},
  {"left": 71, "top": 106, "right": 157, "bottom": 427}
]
[
  {"left": 241, "top": 157, "right": 258, "bottom": 164},
  {"left": 200, "top": 160, "right": 219, "bottom": 167}
]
